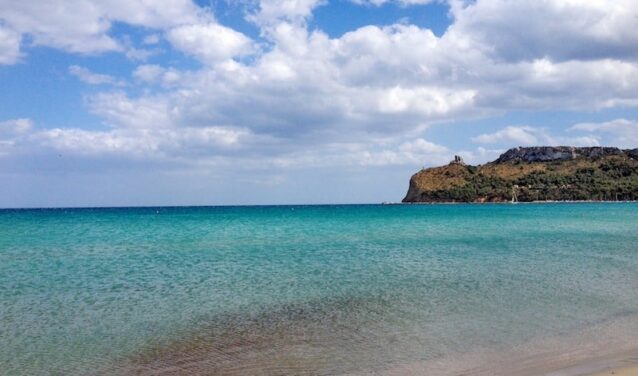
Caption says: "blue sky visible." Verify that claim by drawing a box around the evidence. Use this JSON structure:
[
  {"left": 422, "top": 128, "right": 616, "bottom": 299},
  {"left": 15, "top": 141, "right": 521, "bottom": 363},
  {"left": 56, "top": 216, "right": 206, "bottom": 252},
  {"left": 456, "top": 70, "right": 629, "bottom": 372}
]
[{"left": 1, "top": 0, "right": 637, "bottom": 207}]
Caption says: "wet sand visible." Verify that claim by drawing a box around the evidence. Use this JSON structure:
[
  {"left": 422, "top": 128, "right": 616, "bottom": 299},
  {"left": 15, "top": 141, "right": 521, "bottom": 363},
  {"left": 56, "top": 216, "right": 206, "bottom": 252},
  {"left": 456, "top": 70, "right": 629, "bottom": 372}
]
[
  {"left": 592, "top": 365, "right": 638, "bottom": 376},
  {"left": 108, "top": 296, "right": 638, "bottom": 376}
]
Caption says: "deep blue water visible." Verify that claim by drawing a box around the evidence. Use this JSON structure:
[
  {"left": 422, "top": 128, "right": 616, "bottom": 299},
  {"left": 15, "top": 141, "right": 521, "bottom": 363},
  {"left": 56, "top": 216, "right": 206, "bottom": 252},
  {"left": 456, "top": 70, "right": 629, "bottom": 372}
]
[{"left": 1, "top": 204, "right": 637, "bottom": 375}]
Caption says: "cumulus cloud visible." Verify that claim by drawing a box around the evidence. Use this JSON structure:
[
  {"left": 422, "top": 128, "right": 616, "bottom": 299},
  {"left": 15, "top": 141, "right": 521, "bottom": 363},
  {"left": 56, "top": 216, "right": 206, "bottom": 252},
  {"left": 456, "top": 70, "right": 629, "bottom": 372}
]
[
  {"left": 473, "top": 126, "right": 539, "bottom": 145},
  {"left": 0, "top": 116, "right": 449, "bottom": 174},
  {"left": 87, "top": 92, "right": 174, "bottom": 129},
  {"left": 9, "top": 1, "right": 638, "bottom": 168},
  {"left": 142, "top": 22, "right": 480, "bottom": 143},
  {"left": 133, "top": 64, "right": 165, "bottom": 83},
  {"left": 473, "top": 125, "right": 602, "bottom": 148},
  {"left": 0, "top": 0, "right": 202, "bottom": 58},
  {"left": 352, "top": 0, "right": 435, "bottom": 6},
  {"left": 448, "top": 0, "right": 638, "bottom": 62},
  {"left": 457, "top": 146, "right": 504, "bottom": 165},
  {"left": 34, "top": 126, "right": 253, "bottom": 158},
  {"left": 69, "top": 65, "right": 124, "bottom": 86},
  {"left": 571, "top": 119, "right": 638, "bottom": 148},
  {"left": 166, "top": 22, "right": 254, "bottom": 63},
  {"left": 0, "top": 118, "right": 33, "bottom": 156},
  {"left": 349, "top": 144, "right": 448, "bottom": 167},
  {"left": 254, "top": 137, "right": 449, "bottom": 168},
  {"left": 143, "top": 34, "right": 160, "bottom": 45},
  {"left": 249, "top": 0, "right": 326, "bottom": 26},
  {"left": 0, "top": 115, "right": 267, "bottom": 164},
  {"left": 0, "top": 118, "right": 32, "bottom": 137},
  {"left": 0, "top": 25, "right": 21, "bottom": 64},
  {"left": 123, "top": 46, "right": 156, "bottom": 62}
]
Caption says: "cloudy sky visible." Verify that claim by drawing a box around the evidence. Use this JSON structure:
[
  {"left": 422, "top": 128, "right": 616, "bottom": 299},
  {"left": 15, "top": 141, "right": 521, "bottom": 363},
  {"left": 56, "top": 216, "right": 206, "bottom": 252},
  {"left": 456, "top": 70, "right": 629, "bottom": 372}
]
[{"left": 1, "top": 0, "right": 637, "bottom": 207}]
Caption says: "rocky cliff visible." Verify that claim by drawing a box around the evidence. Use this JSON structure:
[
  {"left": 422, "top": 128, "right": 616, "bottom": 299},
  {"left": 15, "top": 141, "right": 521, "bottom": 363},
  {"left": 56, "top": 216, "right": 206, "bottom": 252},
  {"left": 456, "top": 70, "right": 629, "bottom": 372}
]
[
  {"left": 494, "top": 146, "right": 624, "bottom": 163},
  {"left": 403, "top": 146, "right": 638, "bottom": 203}
]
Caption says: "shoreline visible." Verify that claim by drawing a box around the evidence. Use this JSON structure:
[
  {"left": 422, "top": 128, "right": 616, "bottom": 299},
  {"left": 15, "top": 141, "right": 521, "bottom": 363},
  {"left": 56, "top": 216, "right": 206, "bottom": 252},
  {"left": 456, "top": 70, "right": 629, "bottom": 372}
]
[
  {"left": 351, "top": 309, "right": 638, "bottom": 376},
  {"left": 1, "top": 200, "right": 637, "bottom": 211},
  {"left": 542, "top": 351, "right": 638, "bottom": 376},
  {"left": 117, "top": 338, "right": 638, "bottom": 376},
  {"left": 542, "top": 353, "right": 638, "bottom": 376},
  {"left": 115, "top": 300, "right": 638, "bottom": 376},
  {"left": 368, "top": 346, "right": 638, "bottom": 376},
  {"left": 394, "top": 200, "right": 638, "bottom": 205},
  {"left": 591, "top": 365, "right": 638, "bottom": 376}
]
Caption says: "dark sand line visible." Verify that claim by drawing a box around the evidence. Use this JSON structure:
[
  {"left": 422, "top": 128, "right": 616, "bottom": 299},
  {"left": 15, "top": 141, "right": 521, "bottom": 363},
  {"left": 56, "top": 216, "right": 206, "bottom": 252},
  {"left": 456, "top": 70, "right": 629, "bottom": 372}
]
[{"left": 104, "top": 296, "right": 638, "bottom": 376}]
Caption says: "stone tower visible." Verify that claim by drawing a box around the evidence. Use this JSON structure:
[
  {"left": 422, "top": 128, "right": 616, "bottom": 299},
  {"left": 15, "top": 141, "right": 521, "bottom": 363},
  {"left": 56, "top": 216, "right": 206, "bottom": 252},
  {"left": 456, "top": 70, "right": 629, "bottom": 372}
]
[{"left": 450, "top": 155, "right": 466, "bottom": 165}]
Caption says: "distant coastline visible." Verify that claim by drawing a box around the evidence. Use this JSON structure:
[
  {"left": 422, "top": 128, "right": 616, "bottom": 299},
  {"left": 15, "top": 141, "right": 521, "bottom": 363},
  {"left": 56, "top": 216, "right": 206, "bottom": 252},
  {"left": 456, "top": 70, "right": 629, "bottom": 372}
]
[
  {"left": 395, "top": 200, "right": 638, "bottom": 204},
  {"left": 403, "top": 146, "right": 638, "bottom": 203}
]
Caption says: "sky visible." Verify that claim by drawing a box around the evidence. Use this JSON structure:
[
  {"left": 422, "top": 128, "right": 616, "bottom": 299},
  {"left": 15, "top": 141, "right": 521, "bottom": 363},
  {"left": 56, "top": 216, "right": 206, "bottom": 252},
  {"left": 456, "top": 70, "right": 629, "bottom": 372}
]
[{"left": 1, "top": 0, "right": 638, "bottom": 207}]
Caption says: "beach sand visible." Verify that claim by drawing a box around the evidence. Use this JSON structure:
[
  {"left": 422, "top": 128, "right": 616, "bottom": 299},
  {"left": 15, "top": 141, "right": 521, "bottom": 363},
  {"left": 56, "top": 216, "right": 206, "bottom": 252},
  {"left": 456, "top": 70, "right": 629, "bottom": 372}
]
[
  {"left": 592, "top": 365, "right": 638, "bottom": 376},
  {"left": 112, "top": 296, "right": 638, "bottom": 376}
]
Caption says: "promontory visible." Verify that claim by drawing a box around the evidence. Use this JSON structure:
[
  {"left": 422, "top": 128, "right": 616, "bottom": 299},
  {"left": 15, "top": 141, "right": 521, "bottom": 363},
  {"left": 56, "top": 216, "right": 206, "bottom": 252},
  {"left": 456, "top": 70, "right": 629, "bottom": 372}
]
[{"left": 403, "top": 146, "right": 638, "bottom": 203}]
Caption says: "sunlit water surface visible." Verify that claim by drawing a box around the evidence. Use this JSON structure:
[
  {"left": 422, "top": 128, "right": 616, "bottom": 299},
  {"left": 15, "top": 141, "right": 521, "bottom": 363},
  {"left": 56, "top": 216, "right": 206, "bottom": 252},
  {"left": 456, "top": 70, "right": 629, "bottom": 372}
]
[{"left": 1, "top": 204, "right": 637, "bottom": 375}]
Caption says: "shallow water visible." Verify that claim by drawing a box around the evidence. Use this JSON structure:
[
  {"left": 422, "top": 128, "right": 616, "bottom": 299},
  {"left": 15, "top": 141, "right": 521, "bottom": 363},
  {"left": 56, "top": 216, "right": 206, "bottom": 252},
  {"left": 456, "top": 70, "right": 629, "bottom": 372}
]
[{"left": 1, "top": 204, "right": 637, "bottom": 375}]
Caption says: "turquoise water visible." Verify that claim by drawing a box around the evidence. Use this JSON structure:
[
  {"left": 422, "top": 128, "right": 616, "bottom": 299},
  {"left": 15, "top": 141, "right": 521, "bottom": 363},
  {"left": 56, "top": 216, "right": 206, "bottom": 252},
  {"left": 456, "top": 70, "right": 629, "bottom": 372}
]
[{"left": 1, "top": 204, "right": 637, "bottom": 375}]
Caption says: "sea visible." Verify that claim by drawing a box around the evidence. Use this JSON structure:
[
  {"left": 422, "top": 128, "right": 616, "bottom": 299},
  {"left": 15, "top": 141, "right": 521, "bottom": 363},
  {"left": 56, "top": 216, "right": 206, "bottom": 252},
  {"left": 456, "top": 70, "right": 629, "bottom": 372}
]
[{"left": 1, "top": 203, "right": 637, "bottom": 375}]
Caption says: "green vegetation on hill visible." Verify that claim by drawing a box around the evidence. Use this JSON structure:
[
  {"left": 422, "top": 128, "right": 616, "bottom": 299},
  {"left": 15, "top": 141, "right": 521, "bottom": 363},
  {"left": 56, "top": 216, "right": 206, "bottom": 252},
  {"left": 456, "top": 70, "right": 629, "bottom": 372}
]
[{"left": 403, "top": 147, "right": 638, "bottom": 203}]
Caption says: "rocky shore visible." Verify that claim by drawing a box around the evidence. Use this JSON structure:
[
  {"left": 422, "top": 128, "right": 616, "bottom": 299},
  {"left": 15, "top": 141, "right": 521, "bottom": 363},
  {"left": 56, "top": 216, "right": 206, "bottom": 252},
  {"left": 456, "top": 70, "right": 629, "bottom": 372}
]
[{"left": 403, "top": 146, "right": 638, "bottom": 203}]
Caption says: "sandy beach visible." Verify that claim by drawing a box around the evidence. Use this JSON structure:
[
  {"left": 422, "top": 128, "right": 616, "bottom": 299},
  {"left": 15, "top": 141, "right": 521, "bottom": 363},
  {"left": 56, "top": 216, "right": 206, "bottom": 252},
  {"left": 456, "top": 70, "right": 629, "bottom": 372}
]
[
  {"left": 117, "top": 305, "right": 638, "bottom": 376},
  {"left": 592, "top": 365, "right": 638, "bottom": 376},
  {"left": 600, "top": 367, "right": 638, "bottom": 376}
]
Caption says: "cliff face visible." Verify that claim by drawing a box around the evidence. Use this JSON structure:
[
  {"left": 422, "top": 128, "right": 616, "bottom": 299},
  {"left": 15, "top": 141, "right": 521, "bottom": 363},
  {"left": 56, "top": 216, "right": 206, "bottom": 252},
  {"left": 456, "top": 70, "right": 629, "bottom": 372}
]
[{"left": 403, "top": 147, "right": 638, "bottom": 203}]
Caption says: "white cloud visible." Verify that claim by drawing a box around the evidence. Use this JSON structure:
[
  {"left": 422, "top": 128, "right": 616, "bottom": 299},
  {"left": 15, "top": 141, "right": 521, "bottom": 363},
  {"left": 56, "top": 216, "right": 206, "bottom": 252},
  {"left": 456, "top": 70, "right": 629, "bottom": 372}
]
[
  {"left": 87, "top": 92, "right": 175, "bottom": 129},
  {"left": 245, "top": 137, "right": 450, "bottom": 168},
  {"left": 473, "top": 126, "right": 539, "bottom": 145},
  {"left": 0, "top": 118, "right": 32, "bottom": 137},
  {"left": 133, "top": 64, "right": 165, "bottom": 83},
  {"left": 249, "top": 0, "right": 326, "bottom": 26},
  {"left": 43, "top": 0, "right": 637, "bottom": 170},
  {"left": 2, "top": 0, "right": 638, "bottom": 187},
  {"left": 376, "top": 86, "right": 475, "bottom": 116},
  {"left": 0, "top": 1, "right": 118, "bottom": 54},
  {"left": 398, "top": 138, "right": 447, "bottom": 155},
  {"left": 571, "top": 119, "right": 638, "bottom": 148},
  {"left": 143, "top": 34, "right": 160, "bottom": 45},
  {"left": 0, "top": 116, "right": 261, "bottom": 162},
  {"left": 351, "top": 138, "right": 449, "bottom": 167},
  {"left": 473, "top": 125, "right": 603, "bottom": 148},
  {"left": 35, "top": 125, "right": 252, "bottom": 158},
  {"left": 477, "top": 58, "right": 638, "bottom": 111},
  {"left": 0, "top": 0, "right": 202, "bottom": 59},
  {"left": 457, "top": 146, "right": 504, "bottom": 165},
  {"left": 568, "top": 136, "right": 602, "bottom": 147},
  {"left": 448, "top": 0, "right": 638, "bottom": 62},
  {"left": 166, "top": 22, "right": 254, "bottom": 63},
  {"left": 352, "top": 0, "right": 435, "bottom": 6},
  {"left": 123, "top": 46, "right": 156, "bottom": 62},
  {"left": 0, "top": 25, "right": 21, "bottom": 64},
  {"left": 0, "top": 118, "right": 33, "bottom": 156},
  {"left": 102, "top": 0, "right": 201, "bottom": 28},
  {"left": 69, "top": 65, "right": 123, "bottom": 86}
]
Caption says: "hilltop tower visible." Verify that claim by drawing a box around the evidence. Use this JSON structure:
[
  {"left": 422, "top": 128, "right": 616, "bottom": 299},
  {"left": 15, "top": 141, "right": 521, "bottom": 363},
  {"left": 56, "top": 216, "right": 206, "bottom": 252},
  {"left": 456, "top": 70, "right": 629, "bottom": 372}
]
[{"left": 450, "top": 155, "right": 466, "bottom": 166}]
